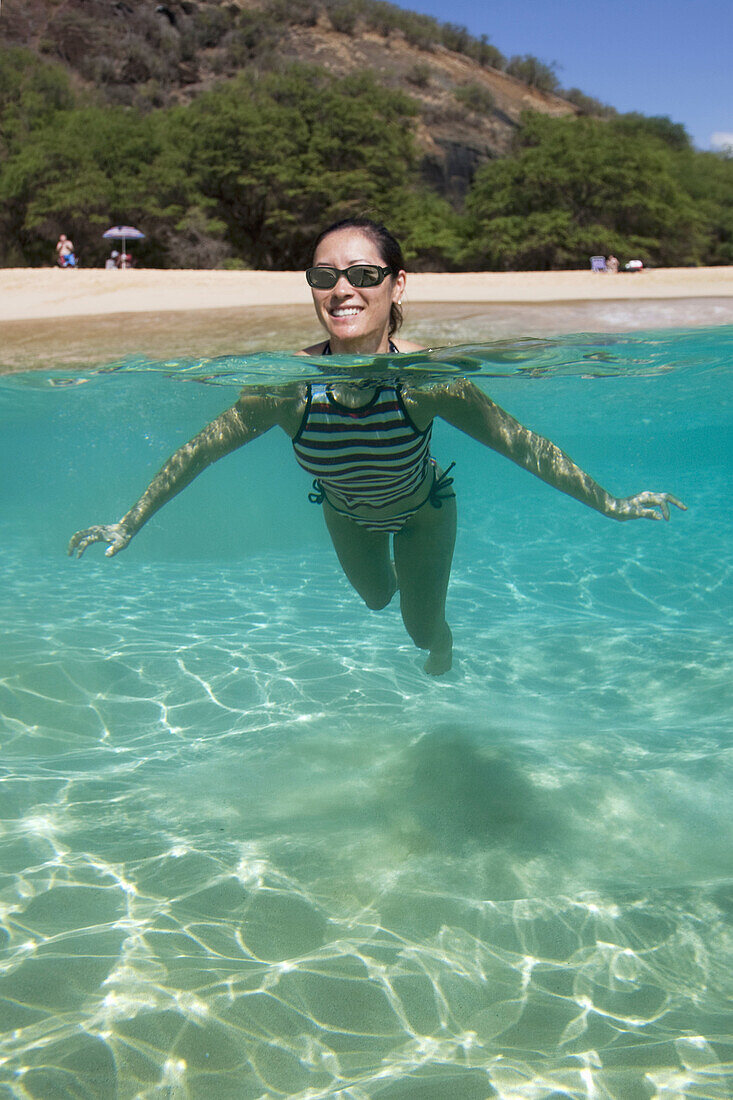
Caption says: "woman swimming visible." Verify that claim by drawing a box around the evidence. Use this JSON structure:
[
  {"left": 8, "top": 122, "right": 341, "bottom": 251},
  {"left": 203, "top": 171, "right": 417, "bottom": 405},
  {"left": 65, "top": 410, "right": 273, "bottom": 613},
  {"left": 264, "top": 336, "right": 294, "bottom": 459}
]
[{"left": 68, "top": 218, "right": 686, "bottom": 675}]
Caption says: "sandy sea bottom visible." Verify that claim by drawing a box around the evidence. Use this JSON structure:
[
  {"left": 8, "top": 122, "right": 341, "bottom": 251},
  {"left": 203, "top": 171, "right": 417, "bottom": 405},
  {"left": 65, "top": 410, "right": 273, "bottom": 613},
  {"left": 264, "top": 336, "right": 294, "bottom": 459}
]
[
  {"left": 2, "top": 296, "right": 733, "bottom": 372},
  {"left": 0, "top": 325, "right": 732, "bottom": 1098}
]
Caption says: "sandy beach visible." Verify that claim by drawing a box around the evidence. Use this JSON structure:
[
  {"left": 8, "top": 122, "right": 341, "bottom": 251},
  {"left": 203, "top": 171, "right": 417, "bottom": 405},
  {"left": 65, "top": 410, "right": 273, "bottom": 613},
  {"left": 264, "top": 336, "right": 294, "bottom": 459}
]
[{"left": 1, "top": 266, "right": 732, "bottom": 371}]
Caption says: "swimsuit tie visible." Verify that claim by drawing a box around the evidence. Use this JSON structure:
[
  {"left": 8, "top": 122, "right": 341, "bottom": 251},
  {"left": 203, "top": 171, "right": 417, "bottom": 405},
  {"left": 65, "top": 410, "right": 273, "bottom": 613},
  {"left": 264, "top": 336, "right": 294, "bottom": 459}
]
[
  {"left": 429, "top": 462, "right": 456, "bottom": 508},
  {"left": 308, "top": 479, "right": 326, "bottom": 505}
]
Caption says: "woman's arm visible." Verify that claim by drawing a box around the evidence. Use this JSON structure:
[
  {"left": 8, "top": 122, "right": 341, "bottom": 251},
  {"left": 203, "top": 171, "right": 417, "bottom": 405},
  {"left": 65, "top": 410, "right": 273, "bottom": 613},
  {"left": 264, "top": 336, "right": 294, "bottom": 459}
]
[
  {"left": 68, "top": 389, "right": 297, "bottom": 558},
  {"left": 411, "top": 379, "right": 686, "bottom": 522}
]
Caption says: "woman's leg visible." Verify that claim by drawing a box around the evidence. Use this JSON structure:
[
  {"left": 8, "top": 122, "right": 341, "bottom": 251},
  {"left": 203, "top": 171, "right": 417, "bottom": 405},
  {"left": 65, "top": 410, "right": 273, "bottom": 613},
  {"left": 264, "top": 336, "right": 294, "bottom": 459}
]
[
  {"left": 393, "top": 497, "right": 457, "bottom": 675},
  {"left": 322, "top": 500, "right": 397, "bottom": 610}
]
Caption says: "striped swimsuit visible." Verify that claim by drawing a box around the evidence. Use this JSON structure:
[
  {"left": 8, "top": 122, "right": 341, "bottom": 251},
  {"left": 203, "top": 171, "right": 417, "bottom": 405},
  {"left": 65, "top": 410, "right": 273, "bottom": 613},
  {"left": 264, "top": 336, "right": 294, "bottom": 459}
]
[{"left": 292, "top": 381, "right": 454, "bottom": 533}]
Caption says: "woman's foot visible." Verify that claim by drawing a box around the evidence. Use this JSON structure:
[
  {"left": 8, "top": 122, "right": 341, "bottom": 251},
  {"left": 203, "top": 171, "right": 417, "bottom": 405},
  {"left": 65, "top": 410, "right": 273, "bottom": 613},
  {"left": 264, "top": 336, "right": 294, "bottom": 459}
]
[{"left": 424, "top": 623, "right": 452, "bottom": 676}]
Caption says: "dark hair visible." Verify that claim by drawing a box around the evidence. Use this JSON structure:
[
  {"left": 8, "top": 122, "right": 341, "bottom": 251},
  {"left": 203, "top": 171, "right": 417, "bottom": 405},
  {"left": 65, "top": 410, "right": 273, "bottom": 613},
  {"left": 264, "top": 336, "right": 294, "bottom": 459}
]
[{"left": 312, "top": 217, "right": 406, "bottom": 336}]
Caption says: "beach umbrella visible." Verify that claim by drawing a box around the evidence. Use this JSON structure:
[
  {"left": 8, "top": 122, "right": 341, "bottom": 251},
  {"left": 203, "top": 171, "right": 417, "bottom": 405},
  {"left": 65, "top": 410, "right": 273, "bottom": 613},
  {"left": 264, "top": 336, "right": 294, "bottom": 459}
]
[{"left": 102, "top": 225, "right": 145, "bottom": 255}]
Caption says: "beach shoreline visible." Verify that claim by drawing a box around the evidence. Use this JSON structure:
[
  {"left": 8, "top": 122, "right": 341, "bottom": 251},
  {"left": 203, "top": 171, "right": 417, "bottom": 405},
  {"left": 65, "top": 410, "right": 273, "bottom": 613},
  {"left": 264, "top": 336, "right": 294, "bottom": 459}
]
[
  {"left": 1, "top": 266, "right": 731, "bottom": 372},
  {"left": 1, "top": 265, "right": 732, "bottom": 322}
]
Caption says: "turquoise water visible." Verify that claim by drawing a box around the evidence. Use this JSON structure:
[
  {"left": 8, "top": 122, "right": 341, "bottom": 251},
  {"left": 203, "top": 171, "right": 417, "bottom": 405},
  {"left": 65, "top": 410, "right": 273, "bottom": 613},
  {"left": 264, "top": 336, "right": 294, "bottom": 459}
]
[{"left": 1, "top": 327, "right": 731, "bottom": 1098}]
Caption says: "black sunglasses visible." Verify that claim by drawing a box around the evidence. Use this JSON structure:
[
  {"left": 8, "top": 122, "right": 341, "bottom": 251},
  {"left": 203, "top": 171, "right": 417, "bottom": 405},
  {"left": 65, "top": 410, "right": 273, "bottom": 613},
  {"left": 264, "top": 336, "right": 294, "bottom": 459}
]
[{"left": 305, "top": 264, "right": 393, "bottom": 289}]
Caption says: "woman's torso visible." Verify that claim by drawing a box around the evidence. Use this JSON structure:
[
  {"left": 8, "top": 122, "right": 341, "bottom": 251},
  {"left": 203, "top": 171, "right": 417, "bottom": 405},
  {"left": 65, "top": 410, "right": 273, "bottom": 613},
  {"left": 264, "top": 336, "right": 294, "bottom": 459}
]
[{"left": 291, "top": 382, "right": 434, "bottom": 518}]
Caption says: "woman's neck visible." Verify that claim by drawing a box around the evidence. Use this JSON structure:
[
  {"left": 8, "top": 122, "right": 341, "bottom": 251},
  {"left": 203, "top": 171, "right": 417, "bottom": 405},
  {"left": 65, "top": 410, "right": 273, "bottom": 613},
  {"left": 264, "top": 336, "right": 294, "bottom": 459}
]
[{"left": 326, "top": 331, "right": 392, "bottom": 356}]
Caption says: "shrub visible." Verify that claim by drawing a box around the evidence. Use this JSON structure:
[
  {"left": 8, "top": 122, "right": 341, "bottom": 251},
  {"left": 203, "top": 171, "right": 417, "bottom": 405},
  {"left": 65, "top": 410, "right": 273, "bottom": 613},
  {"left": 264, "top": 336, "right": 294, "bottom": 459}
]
[
  {"left": 84, "top": 54, "right": 119, "bottom": 86},
  {"left": 119, "top": 40, "right": 170, "bottom": 85},
  {"left": 362, "top": 1, "right": 401, "bottom": 37},
  {"left": 328, "top": 2, "right": 359, "bottom": 35},
  {"left": 454, "top": 82, "right": 495, "bottom": 116},
  {"left": 192, "top": 7, "right": 233, "bottom": 49},
  {"left": 562, "top": 87, "right": 614, "bottom": 118},
  {"left": 220, "top": 257, "right": 250, "bottom": 270},
  {"left": 264, "top": 0, "right": 318, "bottom": 24},
  {"left": 400, "top": 14, "right": 438, "bottom": 50},
  {"left": 227, "top": 12, "right": 280, "bottom": 64},
  {"left": 407, "top": 62, "right": 431, "bottom": 88},
  {"left": 47, "top": 11, "right": 99, "bottom": 68},
  {"left": 440, "top": 22, "right": 471, "bottom": 54},
  {"left": 225, "top": 15, "right": 277, "bottom": 64},
  {"left": 472, "top": 36, "right": 505, "bottom": 70},
  {"left": 505, "top": 55, "right": 560, "bottom": 94}
]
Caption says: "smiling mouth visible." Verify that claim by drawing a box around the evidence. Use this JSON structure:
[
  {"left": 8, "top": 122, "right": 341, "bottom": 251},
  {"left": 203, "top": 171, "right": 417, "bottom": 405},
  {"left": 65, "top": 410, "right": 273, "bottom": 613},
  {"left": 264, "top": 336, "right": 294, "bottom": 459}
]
[{"left": 330, "top": 307, "right": 362, "bottom": 318}]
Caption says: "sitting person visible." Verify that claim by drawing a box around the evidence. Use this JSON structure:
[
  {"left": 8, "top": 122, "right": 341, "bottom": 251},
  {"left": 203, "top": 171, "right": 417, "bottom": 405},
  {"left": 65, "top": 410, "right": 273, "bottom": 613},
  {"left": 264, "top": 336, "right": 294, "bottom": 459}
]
[{"left": 55, "top": 234, "right": 76, "bottom": 267}]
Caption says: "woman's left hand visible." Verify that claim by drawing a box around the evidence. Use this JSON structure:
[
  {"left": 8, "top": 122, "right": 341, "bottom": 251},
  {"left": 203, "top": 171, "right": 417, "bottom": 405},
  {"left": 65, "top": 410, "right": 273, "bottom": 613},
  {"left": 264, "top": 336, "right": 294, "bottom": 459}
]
[{"left": 610, "top": 492, "right": 687, "bottom": 521}]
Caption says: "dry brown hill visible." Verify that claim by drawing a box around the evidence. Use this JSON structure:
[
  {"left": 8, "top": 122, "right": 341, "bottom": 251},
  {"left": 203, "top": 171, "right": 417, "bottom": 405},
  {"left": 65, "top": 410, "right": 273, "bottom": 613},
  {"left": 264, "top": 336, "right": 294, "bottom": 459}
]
[
  {"left": 1, "top": 0, "right": 579, "bottom": 199},
  {"left": 274, "top": 21, "right": 577, "bottom": 199}
]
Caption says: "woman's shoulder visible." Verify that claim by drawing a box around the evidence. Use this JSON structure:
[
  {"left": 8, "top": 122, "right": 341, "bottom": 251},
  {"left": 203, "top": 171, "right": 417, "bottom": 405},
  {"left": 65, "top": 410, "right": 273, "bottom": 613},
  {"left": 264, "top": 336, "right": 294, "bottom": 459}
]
[
  {"left": 401, "top": 376, "right": 481, "bottom": 429},
  {"left": 235, "top": 381, "right": 308, "bottom": 437},
  {"left": 391, "top": 338, "right": 424, "bottom": 352}
]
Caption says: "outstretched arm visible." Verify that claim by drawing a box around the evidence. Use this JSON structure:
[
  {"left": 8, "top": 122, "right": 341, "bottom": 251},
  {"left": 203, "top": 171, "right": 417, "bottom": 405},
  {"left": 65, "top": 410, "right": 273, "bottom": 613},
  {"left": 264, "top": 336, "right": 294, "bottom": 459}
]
[
  {"left": 411, "top": 379, "right": 686, "bottom": 522},
  {"left": 68, "top": 390, "right": 292, "bottom": 558}
]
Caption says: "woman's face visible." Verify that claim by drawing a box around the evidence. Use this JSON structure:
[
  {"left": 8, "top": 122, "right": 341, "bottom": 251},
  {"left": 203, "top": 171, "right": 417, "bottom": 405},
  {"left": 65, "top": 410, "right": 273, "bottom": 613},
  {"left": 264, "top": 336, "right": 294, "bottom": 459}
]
[{"left": 309, "top": 227, "right": 406, "bottom": 352}]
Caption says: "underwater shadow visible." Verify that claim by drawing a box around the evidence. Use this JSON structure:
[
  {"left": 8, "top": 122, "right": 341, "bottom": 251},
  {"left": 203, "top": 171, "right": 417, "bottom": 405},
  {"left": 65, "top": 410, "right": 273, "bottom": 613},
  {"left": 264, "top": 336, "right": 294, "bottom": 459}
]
[{"left": 384, "top": 726, "right": 564, "bottom": 857}]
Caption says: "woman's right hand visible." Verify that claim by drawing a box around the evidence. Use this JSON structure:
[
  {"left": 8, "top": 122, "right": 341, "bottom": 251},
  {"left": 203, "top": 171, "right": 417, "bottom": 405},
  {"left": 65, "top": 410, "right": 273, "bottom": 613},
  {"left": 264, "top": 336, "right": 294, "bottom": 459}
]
[
  {"left": 67, "top": 523, "right": 132, "bottom": 559},
  {"left": 609, "top": 492, "right": 687, "bottom": 522}
]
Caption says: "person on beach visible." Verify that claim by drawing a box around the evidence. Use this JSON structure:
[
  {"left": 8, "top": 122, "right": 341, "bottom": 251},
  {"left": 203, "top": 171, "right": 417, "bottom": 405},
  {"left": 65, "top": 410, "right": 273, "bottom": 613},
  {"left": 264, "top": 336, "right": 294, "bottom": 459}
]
[
  {"left": 68, "top": 217, "right": 686, "bottom": 675},
  {"left": 55, "top": 234, "right": 77, "bottom": 268}
]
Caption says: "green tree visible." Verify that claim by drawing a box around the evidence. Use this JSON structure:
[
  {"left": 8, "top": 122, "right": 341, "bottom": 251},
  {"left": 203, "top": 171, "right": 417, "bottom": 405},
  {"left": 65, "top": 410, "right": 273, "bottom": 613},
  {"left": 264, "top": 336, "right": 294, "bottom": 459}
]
[
  {"left": 0, "top": 47, "right": 82, "bottom": 263},
  {"left": 463, "top": 113, "right": 704, "bottom": 269},
  {"left": 171, "top": 66, "right": 422, "bottom": 267},
  {"left": 0, "top": 105, "right": 184, "bottom": 266},
  {"left": 388, "top": 189, "right": 462, "bottom": 270},
  {"left": 614, "top": 112, "right": 692, "bottom": 152},
  {"left": 0, "top": 63, "right": 430, "bottom": 268},
  {"left": 672, "top": 148, "right": 733, "bottom": 265},
  {"left": 0, "top": 46, "right": 77, "bottom": 155}
]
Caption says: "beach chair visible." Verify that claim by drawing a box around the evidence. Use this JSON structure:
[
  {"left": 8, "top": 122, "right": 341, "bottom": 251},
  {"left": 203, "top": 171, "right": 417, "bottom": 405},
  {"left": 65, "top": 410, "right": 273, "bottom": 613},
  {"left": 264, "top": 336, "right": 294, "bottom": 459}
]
[{"left": 590, "top": 256, "right": 607, "bottom": 272}]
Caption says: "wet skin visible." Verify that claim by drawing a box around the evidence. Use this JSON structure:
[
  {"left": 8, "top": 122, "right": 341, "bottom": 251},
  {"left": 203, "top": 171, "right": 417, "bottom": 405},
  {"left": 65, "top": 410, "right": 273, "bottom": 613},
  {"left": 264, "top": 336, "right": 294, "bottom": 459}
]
[
  {"left": 67, "top": 376, "right": 686, "bottom": 672},
  {"left": 68, "top": 230, "right": 686, "bottom": 675}
]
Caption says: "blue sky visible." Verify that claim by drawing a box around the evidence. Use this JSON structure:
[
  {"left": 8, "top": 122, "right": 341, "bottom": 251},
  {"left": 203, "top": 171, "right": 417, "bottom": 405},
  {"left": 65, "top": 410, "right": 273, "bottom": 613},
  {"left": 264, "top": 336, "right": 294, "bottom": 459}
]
[{"left": 390, "top": 0, "right": 732, "bottom": 152}]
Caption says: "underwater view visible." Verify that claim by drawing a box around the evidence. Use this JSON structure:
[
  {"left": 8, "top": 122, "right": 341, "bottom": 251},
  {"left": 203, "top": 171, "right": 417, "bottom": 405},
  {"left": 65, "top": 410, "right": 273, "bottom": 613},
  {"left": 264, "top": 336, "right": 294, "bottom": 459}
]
[{"left": 1, "top": 325, "right": 731, "bottom": 1098}]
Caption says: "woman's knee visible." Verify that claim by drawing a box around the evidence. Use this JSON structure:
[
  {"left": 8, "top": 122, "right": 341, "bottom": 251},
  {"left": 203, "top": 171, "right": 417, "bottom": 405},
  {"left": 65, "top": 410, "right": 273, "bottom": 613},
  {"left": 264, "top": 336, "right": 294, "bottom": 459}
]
[
  {"left": 360, "top": 574, "right": 397, "bottom": 610},
  {"left": 363, "top": 591, "right": 392, "bottom": 611}
]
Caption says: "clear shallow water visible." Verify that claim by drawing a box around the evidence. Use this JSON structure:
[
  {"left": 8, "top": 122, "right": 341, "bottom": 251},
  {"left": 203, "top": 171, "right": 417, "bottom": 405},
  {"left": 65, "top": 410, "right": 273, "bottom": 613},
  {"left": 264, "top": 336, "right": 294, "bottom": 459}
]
[{"left": 0, "top": 328, "right": 731, "bottom": 1098}]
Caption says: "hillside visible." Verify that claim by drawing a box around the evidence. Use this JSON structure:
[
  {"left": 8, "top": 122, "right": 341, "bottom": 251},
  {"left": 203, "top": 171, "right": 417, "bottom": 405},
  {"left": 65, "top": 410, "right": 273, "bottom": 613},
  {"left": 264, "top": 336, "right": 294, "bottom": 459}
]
[
  {"left": 0, "top": 0, "right": 578, "bottom": 200},
  {"left": 5, "top": 0, "right": 723, "bottom": 273}
]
